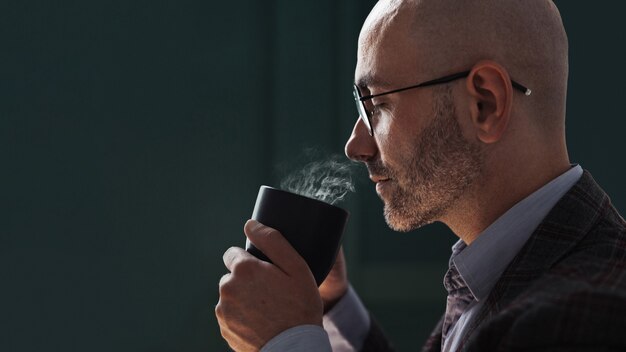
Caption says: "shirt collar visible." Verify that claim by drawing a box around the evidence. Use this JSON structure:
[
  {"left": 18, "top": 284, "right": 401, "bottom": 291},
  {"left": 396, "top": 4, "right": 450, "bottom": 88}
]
[{"left": 450, "top": 165, "right": 583, "bottom": 301}]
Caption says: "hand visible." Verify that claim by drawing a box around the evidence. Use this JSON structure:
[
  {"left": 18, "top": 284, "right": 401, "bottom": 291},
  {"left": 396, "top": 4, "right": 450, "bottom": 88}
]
[
  {"left": 215, "top": 220, "right": 323, "bottom": 352},
  {"left": 319, "top": 247, "right": 349, "bottom": 313}
]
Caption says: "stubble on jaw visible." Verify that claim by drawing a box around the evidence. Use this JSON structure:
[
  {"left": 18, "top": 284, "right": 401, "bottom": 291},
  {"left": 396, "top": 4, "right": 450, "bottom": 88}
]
[{"left": 376, "top": 86, "right": 484, "bottom": 232}]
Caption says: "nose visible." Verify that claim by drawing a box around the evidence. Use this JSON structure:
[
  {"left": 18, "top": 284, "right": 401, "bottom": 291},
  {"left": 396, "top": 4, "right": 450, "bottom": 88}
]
[{"left": 345, "top": 117, "right": 377, "bottom": 162}]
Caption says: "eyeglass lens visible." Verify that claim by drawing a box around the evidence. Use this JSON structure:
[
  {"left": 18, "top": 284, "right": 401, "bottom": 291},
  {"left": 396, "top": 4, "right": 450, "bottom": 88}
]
[{"left": 352, "top": 85, "right": 373, "bottom": 136}]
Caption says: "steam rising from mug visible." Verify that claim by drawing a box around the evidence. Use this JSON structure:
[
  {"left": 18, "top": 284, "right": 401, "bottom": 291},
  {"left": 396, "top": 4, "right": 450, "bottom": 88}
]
[{"left": 280, "top": 157, "right": 355, "bottom": 205}]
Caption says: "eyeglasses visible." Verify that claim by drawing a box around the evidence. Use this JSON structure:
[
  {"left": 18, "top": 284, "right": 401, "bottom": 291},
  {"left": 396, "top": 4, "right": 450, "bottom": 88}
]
[{"left": 352, "top": 70, "right": 532, "bottom": 136}]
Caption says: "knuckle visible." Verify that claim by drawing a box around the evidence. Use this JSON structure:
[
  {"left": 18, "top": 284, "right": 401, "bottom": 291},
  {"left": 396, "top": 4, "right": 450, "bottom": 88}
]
[
  {"left": 215, "top": 301, "right": 234, "bottom": 326},
  {"left": 218, "top": 273, "right": 230, "bottom": 287},
  {"left": 257, "top": 227, "right": 285, "bottom": 250},
  {"left": 218, "top": 276, "right": 236, "bottom": 297},
  {"left": 219, "top": 282, "right": 233, "bottom": 297},
  {"left": 219, "top": 272, "right": 229, "bottom": 281},
  {"left": 214, "top": 301, "right": 223, "bottom": 318},
  {"left": 264, "top": 228, "right": 282, "bottom": 241},
  {"left": 214, "top": 300, "right": 231, "bottom": 323},
  {"left": 231, "top": 258, "right": 256, "bottom": 277}
]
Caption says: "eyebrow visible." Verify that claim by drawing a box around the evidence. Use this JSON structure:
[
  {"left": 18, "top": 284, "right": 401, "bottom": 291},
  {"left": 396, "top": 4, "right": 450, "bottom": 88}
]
[{"left": 355, "top": 73, "right": 394, "bottom": 90}]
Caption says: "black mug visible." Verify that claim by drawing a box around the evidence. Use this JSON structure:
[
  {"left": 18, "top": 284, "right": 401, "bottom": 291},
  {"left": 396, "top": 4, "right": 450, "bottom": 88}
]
[{"left": 246, "top": 185, "right": 349, "bottom": 286}]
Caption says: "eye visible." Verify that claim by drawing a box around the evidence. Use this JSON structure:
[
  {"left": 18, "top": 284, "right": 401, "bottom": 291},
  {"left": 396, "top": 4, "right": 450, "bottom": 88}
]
[{"left": 369, "top": 103, "right": 385, "bottom": 118}]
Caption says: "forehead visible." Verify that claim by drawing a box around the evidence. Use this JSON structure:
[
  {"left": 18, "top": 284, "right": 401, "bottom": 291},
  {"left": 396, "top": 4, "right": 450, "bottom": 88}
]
[{"left": 355, "top": 2, "right": 423, "bottom": 90}]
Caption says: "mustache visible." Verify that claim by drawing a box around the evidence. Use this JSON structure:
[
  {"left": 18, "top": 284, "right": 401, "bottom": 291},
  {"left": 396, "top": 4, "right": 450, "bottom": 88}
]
[{"left": 366, "top": 159, "right": 393, "bottom": 178}]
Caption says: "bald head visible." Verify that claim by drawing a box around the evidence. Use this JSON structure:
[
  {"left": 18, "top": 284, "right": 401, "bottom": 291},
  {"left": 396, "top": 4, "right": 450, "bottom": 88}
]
[
  {"left": 349, "top": 0, "right": 573, "bottom": 239},
  {"left": 358, "top": 0, "right": 569, "bottom": 131}
]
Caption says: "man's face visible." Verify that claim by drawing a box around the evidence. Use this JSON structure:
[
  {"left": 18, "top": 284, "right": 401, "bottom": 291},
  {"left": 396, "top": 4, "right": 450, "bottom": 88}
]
[
  {"left": 346, "top": 11, "right": 484, "bottom": 232},
  {"left": 365, "top": 87, "right": 484, "bottom": 232}
]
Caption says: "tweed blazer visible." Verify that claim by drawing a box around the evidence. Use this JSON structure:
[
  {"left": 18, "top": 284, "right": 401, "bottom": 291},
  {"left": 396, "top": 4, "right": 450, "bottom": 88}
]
[{"left": 362, "top": 171, "right": 626, "bottom": 352}]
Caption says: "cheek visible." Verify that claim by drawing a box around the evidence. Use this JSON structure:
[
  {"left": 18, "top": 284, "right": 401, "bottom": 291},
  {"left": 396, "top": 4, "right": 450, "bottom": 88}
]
[
  {"left": 374, "top": 104, "right": 406, "bottom": 141},
  {"left": 377, "top": 126, "right": 414, "bottom": 169},
  {"left": 376, "top": 102, "right": 427, "bottom": 165}
]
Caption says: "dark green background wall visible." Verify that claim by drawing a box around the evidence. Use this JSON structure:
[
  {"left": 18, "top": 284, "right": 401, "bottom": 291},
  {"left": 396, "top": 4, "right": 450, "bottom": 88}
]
[{"left": 1, "top": 1, "right": 624, "bottom": 351}]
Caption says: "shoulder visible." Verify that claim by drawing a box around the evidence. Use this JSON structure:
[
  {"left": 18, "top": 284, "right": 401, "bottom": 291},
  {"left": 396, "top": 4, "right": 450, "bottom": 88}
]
[
  {"left": 466, "top": 222, "right": 626, "bottom": 352},
  {"left": 551, "top": 207, "right": 626, "bottom": 288},
  {"left": 467, "top": 288, "right": 626, "bottom": 351},
  {"left": 464, "top": 174, "right": 626, "bottom": 351}
]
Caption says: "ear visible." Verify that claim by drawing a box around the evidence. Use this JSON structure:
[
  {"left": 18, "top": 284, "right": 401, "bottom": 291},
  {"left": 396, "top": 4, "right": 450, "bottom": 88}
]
[{"left": 465, "top": 60, "right": 514, "bottom": 144}]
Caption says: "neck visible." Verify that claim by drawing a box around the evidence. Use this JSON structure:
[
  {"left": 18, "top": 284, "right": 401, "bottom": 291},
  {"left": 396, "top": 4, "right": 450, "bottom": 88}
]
[{"left": 442, "top": 150, "right": 571, "bottom": 245}]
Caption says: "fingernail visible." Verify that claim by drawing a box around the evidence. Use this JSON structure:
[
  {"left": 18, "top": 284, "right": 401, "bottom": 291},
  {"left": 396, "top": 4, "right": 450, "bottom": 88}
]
[{"left": 247, "top": 219, "right": 263, "bottom": 232}]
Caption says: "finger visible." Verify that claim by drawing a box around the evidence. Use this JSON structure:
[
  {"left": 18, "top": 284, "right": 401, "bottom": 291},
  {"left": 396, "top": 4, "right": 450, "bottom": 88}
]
[
  {"left": 243, "top": 219, "right": 310, "bottom": 277},
  {"left": 222, "top": 246, "right": 278, "bottom": 285},
  {"left": 320, "top": 246, "right": 347, "bottom": 290},
  {"left": 222, "top": 246, "right": 251, "bottom": 272},
  {"left": 218, "top": 273, "right": 230, "bottom": 288},
  {"left": 332, "top": 246, "right": 346, "bottom": 271},
  {"left": 329, "top": 248, "right": 346, "bottom": 277}
]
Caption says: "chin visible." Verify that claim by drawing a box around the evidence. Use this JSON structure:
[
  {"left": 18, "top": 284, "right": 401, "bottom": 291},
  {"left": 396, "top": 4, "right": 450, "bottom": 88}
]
[{"left": 383, "top": 205, "right": 436, "bottom": 233}]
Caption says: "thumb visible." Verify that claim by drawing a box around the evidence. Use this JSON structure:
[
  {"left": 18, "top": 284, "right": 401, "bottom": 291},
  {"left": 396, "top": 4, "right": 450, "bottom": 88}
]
[{"left": 244, "top": 220, "right": 311, "bottom": 278}]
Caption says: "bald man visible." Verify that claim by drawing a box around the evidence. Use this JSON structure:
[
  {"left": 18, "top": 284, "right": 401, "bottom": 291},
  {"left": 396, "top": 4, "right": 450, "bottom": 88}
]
[{"left": 216, "top": 0, "right": 626, "bottom": 351}]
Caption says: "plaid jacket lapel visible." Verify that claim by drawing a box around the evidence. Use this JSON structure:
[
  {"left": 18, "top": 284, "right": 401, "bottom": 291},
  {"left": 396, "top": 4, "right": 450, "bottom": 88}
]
[{"left": 456, "top": 170, "right": 610, "bottom": 350}]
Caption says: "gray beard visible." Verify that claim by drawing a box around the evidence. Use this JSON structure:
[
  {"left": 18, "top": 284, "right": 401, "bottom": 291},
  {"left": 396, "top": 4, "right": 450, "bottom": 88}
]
[{"left": 381, "top": 87, "right": 484, "bottom": 232}]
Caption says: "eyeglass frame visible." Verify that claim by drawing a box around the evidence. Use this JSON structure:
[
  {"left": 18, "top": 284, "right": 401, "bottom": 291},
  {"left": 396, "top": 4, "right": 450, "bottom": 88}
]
[{"left": 352, "top": 70, "right": 532, "bottom": 136}]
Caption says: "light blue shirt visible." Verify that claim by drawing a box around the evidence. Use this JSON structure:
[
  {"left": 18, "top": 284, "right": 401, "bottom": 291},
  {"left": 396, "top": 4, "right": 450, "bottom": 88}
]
[{"left": 262, "top": 165, "right": 583, "bottom": 352}]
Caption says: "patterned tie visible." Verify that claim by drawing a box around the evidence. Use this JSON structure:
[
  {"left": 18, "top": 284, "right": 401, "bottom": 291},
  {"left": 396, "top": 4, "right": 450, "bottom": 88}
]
[{"left": 441, "top": 255, "right": 476, "bottom": 342}]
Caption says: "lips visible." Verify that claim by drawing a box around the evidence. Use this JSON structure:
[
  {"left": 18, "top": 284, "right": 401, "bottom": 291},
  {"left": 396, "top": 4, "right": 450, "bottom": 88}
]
[
  {"left": 375, "top": 179, "right": 392, "bottom": 195},
  {"left": 370, "top": 175, "right": 391, "bottom": 196},
  {"left": 369, "top": 175, "right": 390, "bottom": 183}
]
